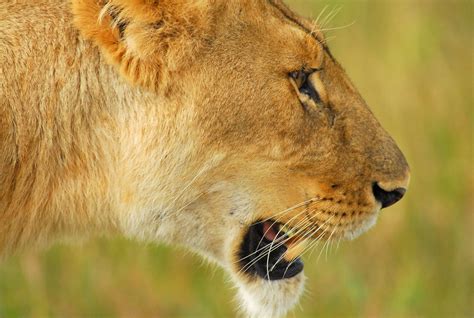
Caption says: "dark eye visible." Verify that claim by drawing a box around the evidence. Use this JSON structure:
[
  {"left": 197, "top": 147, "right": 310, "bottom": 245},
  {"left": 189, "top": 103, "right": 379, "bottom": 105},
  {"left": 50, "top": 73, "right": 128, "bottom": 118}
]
[{"left": 289, "top": 69, "right": 322, "bottom": 104}]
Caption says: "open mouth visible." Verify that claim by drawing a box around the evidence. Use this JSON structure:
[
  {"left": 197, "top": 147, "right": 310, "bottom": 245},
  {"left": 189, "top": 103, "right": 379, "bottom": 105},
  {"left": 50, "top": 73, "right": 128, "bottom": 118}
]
[{"left": 238, "top": 220, "right": 305, "bottom": 281}]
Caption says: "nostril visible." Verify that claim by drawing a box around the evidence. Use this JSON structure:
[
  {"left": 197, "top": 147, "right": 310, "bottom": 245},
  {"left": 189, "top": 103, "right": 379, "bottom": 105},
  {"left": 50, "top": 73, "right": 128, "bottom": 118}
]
[{"left": 372, "top": 183, "right": 406, "bottom": 209}]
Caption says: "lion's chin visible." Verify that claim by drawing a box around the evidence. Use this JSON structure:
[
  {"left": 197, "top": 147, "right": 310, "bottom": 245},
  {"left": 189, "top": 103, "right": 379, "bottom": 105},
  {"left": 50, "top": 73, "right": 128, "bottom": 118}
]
[
  {"left": 232, "top": 272, "right": 306, "bottom": 318},
  {"left": 227, "top": 220, "right": 307, "bottom": 317}
]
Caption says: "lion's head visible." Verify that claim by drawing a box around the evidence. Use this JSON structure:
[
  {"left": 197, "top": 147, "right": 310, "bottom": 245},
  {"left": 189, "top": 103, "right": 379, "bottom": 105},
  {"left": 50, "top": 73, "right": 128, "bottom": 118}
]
[{"left": 73, "top": 0, "right": 410, "bottom": 316}]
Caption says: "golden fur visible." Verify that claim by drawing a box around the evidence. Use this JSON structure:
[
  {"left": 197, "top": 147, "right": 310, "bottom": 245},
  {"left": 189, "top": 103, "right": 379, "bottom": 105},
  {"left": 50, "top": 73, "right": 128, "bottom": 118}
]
[{"left": 0, "top": 0, "right": 410, "bottom": 316}]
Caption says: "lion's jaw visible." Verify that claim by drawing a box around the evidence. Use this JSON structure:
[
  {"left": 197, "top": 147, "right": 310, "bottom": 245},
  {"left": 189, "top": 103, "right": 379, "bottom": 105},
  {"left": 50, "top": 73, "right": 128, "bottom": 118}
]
[
  {"left": 116, "top": 166, "right": 310, "bottom": 318},
  {"left": 113, "top": 138, "right": 385, "bottom": 318}
]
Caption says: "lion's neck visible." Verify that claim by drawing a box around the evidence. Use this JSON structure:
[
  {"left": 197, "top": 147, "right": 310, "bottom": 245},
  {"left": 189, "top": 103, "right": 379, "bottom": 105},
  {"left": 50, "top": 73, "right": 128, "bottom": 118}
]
[
  {"left": 0, "top": 0, "right": 213, "bottom": 257},
  {"left": 0, "top": 6, "right": 137, "bottom": 254}
]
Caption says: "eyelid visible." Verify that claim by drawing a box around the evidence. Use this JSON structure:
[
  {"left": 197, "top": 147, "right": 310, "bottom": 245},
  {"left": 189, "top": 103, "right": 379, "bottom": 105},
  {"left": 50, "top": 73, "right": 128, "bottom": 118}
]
[
  {"left": 307, "top": 67, "right": 323, "bottom": 73},
  {"left": 289, "top": 66, "right": 322, "bottom": 75}
]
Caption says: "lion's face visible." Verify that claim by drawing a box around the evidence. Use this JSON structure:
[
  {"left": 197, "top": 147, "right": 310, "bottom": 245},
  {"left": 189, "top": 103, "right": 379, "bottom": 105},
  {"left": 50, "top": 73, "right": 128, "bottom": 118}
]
[{"left": 74, "top": 0, "right": 410, "bottom": 316}]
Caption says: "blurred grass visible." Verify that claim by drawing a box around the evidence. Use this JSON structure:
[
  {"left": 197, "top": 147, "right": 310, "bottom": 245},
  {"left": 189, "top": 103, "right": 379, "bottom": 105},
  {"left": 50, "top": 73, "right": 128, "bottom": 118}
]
[{"left": 1, "top": 1, "right": 473, "bottom": 317}]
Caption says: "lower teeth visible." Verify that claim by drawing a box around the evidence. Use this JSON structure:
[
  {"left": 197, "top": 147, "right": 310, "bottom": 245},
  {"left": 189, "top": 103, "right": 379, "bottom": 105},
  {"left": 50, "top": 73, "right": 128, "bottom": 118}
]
[
  {"left": 280, "top": 225, "right": 297, "bottom": 237},
  {"left": 278, "top": 225, "right": 308, "bottom": 261}
]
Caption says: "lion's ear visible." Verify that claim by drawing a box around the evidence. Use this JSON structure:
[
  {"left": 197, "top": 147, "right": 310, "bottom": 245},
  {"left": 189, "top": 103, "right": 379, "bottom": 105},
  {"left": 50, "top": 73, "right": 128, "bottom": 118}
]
[{"left": 72, "top": 0, "right": 210, "bottom": 90}]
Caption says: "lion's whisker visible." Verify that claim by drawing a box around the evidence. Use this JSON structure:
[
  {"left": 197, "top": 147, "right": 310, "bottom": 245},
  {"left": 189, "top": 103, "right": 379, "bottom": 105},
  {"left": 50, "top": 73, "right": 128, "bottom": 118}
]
[
  {"left": 173, "top": 192, "right": 204, "bottom": 215},
  {"left": 282, "top": 216, "right": 335, "bottom": 277},
  {"left": 239, "top": 215, "right": 313, "bottom": 271},
  {"left": 325, "top": 219, "right": 339, "bottom": 260},
  {"left": 256, "top": 206, "right": 309, "bottom": 255},
  {"left": 258, "top": 196, "right": 323, "bottom": 224},
  {"left": 320, "top": 6, "right": 342, "bottom": 30},
  {"left": 270, "top": 218, "right": 323, "bottom": 273},
  {"left": 265, "top": 214, "right": 316, "bottom": 278},
  {"left": 336, "top": 231, "right": 343, "bottom": 252},
  {"left": 314, "top": 5, "right": 329, "bottom": 26},
  {"left": 238, "top": 213, "right": 320, "bottom": 273},
  {"left": 319, "top": 21, "right": 356, "bottom": 33},
  {"left": 314, "top": 216, "right": 338, "bottom": 263},
  {"left": 327, "top": 215, "right": 344, "bottom": 257},
  {"left": 159, "top": 166, "right": 207, "bottom": 221},
  {"left": 238, "top": 221, "right": 312, "bottom": 275},
  {"left": 237, "top": 207, "right": 314, "bottom": 265},
  {"left": 237, "top": 199, "right": 326, "bottom": 264},
  {"left": 267, "top": 211, "right": 332, "bottom": 276},
  {"left": 299, "top": 215, "right": 336, "bottom": 260}
]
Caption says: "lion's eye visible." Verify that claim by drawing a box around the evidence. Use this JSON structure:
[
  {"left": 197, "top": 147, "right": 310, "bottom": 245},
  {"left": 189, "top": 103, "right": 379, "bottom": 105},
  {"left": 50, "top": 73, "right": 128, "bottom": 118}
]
[{"left": 289, "top": 69, "right": 322, "bottom": 104}]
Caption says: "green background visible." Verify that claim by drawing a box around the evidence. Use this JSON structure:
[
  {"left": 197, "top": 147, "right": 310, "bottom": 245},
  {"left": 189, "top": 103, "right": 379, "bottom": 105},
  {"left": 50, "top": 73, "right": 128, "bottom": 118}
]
[{"left": 1, "top": 1, "right": 472, "bottom": 317}]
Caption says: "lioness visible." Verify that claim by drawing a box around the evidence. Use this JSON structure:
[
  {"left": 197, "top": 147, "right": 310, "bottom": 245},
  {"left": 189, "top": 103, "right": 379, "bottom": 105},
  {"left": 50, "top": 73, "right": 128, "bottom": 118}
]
[{"left": 0, "top": 0, "right": 410, "bottom": 316}]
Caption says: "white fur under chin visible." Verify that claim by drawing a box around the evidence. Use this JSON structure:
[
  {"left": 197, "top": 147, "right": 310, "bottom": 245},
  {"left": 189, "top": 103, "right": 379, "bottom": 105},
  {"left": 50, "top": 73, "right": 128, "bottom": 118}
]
[
  {"left": 345, "top": 212, "right": 378, "bottom": 240},
  {"left": 234, "top": 273, "right": 306, "bottom": 318}
]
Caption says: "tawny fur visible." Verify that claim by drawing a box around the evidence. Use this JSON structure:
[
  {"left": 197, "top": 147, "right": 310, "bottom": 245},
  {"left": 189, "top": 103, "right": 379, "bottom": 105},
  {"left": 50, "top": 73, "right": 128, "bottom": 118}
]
[{"left": 0, "top": 0, "right": 410, "bottom": 317}]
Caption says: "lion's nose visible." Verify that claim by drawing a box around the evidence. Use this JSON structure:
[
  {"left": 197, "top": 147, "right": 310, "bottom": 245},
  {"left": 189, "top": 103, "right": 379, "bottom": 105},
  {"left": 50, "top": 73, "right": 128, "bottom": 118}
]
[{"left": 372, "top": 182, "right": 406, "bottom": 209}]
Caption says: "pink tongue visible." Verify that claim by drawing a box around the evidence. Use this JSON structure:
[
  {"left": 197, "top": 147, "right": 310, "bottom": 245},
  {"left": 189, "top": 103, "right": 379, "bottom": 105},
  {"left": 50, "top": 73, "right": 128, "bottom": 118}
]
[{"left": 263, "top": 221, "right": 278, "bottom": 241}]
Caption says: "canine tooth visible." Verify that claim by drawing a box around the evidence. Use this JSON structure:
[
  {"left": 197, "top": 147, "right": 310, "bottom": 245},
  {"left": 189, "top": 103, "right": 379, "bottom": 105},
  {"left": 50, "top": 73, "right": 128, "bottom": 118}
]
[
  {"left": 284, "top": 237, "right": 308, "bottom": 261},
  {"left": 281, "top": 225, "right": 296, "bottom": 237}
]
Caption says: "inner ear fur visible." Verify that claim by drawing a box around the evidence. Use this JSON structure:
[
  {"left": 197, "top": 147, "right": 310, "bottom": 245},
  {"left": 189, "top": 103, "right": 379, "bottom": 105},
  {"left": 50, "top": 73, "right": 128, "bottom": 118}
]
[{"left": 72, "top": 0, "right": 211, "bottom": 90}]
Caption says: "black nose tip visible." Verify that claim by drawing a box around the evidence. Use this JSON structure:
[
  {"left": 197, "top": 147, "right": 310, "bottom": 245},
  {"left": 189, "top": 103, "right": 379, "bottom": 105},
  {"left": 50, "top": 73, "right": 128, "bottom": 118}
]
[{"left": 372, "top": 183, "right": 406, "bottom": 209}]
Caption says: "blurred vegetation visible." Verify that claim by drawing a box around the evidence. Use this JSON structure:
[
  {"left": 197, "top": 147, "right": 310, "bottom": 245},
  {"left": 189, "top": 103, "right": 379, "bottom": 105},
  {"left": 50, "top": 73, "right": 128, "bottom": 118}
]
[{"left": 1, "top": 0, "right": 472, "bottom": 317}]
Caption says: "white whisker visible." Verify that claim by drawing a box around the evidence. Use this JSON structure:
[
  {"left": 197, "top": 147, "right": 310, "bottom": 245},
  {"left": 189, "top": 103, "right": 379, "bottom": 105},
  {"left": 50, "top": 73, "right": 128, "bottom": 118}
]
[
  {"left": 320, "top": 21, "right": 356, "bottom": 33},
  {"left": 236, "top": 196, "right": 326, "bottom": 264},
  {"left": 239, "top": 213, "right": 314, "bottom": 272},
  {"left": 315, "top": 5, "right": 329, "bottom": 26},
  {"left": 266, "top": 211, "right": 326, "bottom": 274},
  {"left": 282, "top": 215, "right": 335, "bottom": 277},
  {"left": 271, "top": 215, "right": 324, "bottom": 273},
  {"left": 160, "top": 166, "right": 208, "bottom": 221},
  {"left": 321, "top": 6, "right": 342, "bottom": 30},
  {"left": 237, "top": 207, "right": 312, "bottom": 265},
  {"left": 299, "top": 215, "right": 334, "bottom": 258},
  {"left": 315, "top": 216, "right": 337, "bottom": 263},
  {"left": 238, "top": 209, "right": 323, "bottom": 275}
]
